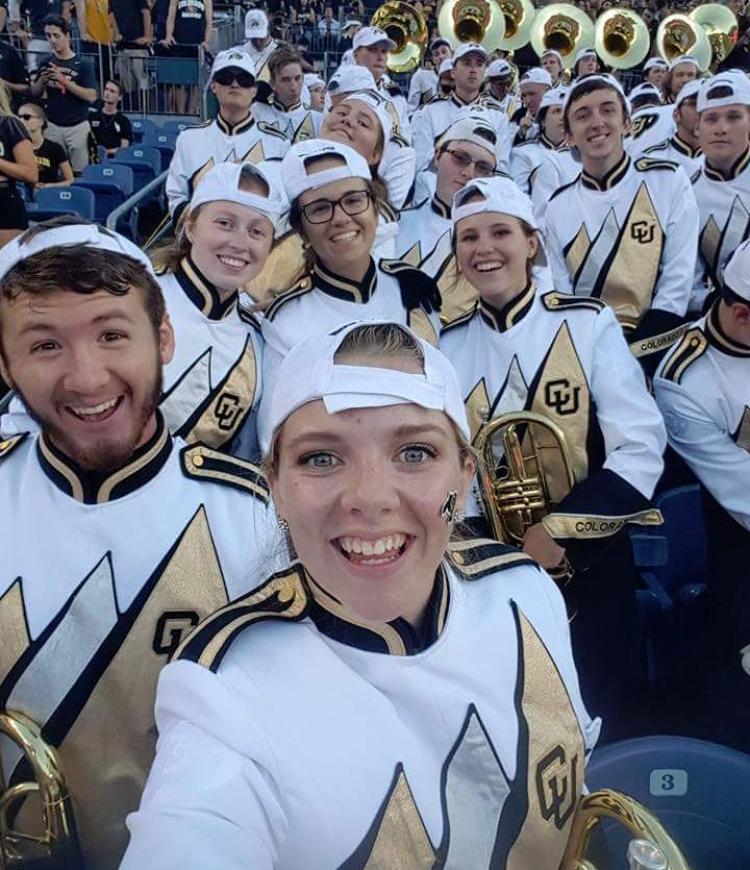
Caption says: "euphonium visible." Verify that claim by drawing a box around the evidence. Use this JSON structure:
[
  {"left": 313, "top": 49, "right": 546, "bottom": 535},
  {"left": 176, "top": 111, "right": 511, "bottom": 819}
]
[
  {"left": 0, "top": 710, "right": 82, "bottom": 867},
  {"left": 561, "top": 789, "right": 692, "bottom": 869},
  {"left": 370, "top": 1, "right": 428, "bottom": 73},
  {"left": 474, "top": 410, "right": 577, "bottom": 580}
]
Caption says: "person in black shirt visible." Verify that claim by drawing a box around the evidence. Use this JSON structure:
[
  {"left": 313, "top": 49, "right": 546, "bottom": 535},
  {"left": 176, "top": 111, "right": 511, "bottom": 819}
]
[
  {"left": 162, "top": 0, "right": 211, "bottom": 113},
  {"left": 89, "top": 79, "right": 132, "bottom": 155},
  {"left": 109, "top": 0, "right": 152, "bottom": 109},
  {"left": 29, "top": 14, "right": 98, "bottom": 172},
  {"left": 14, "top": 0, "right": 68, "bottom": 71},
  {"left": 19, "top": 101, "right": 73, "bottom": 188},
  {"left": 0, "top": 38, "right": 29, "bottom": 106},
  {"left": 0, "top": 83, "right": 38, "bottom": 244}
]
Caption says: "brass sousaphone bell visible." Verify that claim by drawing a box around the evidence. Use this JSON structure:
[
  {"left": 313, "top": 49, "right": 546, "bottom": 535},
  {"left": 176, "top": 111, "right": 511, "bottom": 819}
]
[
  {"left": 497, "top": 0, "right": 536, "bottom": 52},
  {"left": 594, "top": 7, "right": 651, "bottom": 70},
  {"left": 690, "top": 3, "right": 739, "bottom": 70},
  {"left": 437, "top": 0, "right": 506, "bottom": 51},
  {"left": 371, "top": 0, "right": 429, "bottom": 73},
  {"left": 530, "top": 3, "right": 595, "bottom": 69},
  {"left": 656, "top": 12, "right": 712, "bottom": 71}
]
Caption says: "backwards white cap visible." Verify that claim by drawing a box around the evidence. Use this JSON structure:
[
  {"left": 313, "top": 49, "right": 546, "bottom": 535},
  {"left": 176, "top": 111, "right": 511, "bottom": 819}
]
[
  {"left": 487, "top": 58, "right": 512, "bottom": 78},
  {"left": 342, "top": 91, "right": 393, "bottom": 142},
  {"left": 563, "top": 73, "right": 627, "bottom": 116},
  {"left": 574, "top": 47, "right": 598, "bottom": 65},
  {"left": 210, "top": 48, "right": 256, "bottom": 81},
  {"left": 437, "top": 112, "right": 498, "bottom": 161},
  {"left": 304, "top": 73, "right": 325, "bottom": 91},
  {"left": 0, "top": 223, "right": 155, "bottom": 282},
  {"left": 438, "top": 58, "right": 454, "bottom": 75},
  {"left": 674, "top": 77, "right": 702, "bottom": 109},
  {"left": 697, "top": 72, "right": 750, "bottom": 112},
  {"left": 353, "top": 26, "right": 396, "bottom": 51},
  {"left": 520, "top": 67, "right": 553, "bottom": 88},
  {"left": 722, "top": 237, "right": 750, "bottom": 301},
  {"left": 189, "top": 162, "right": 288, "bottom": 235},
  {"left": 668, "top": 54, "right": 699, "bottom": 72},
  {"left": 280, "top": 138, "right": 371, "bottom": 203},
  {"left": 327, "top": 64, "right": 377, "bottom": 95},
  {"left": 539, "top": 84, "right": 569, "bottom": 111},
  {"left": 644, "top": 57, "right": 668, "bottom": 71},
  {"left": 264, "top": 321, "right": 470, "bottom": 453},
  {"left": 244, "top": 9, "right": 269, "bottom": 39}
]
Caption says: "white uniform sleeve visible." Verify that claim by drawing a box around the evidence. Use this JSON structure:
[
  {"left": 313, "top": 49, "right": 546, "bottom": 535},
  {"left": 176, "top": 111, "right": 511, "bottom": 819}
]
[
  {"left": 651, "top": 167, "right": 699, "bottom": 317},
  {"left": 412, "top": 106, "right": 436, "bottom": 175},
  {"left": 380, "top": 143, "right": 416, "bottom": 210},
  {"left": 509, "top": 147, "right": 534, "bottom": 195},
  {"left": 543, "top": 206, "right": 575, "bottom": 294},
  {"left": 407, "top": 70, "right": 423, "bottom": 112},
  {"left": 530, "top": 159, "right": 559, "bottom": 225},
  {"left": 165, "top": 132, "right": 191, "bottom": 220},
  {"left": 654, "top": 378, "right": 750, "bottom": 531}
]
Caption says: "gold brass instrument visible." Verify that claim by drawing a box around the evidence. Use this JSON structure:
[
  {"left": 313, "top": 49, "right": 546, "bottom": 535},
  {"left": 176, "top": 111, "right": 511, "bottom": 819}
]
[
  {"left": 497, "top": 0, "right": 536, "bottom": 52},
  {"left": 561, "top": 789, "right": 692, "bottom": 870},
  {"left": 371, "top": 1, "right": 429, "bottom": 73},
  {"left": 0, "top": 710, "right": 82, "bottom": 867},
  {"left": 474, "top": 410, "right": 576, "bottom": 581},
  {"left": 594, "top": 8, "right": 650, "bottom": 70},
  {"left": 437, "top": 0, "right": 506, "bottom": 51},
  {"left": 530, "top": 3, "right": 595, "bottom": 69},
  {"left": 690, "top": 3, "right": 739, "bottom": 71},
  {"left": 656, "top": 12, "right": 712, "bottom": 71}
]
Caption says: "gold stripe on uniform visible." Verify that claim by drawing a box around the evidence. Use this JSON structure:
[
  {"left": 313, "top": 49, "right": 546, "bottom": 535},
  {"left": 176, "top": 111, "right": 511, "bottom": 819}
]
[{"left": 543, "top": 509, "right": 663, "bottom": 539}]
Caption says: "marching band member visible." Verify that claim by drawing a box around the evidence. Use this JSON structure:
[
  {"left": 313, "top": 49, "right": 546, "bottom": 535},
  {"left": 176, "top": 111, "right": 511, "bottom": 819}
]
[
  {"left": 257, "top": 140, "right": 441, "bottom": 453},
  {"left": 690, "top": 72, "right": 750, "bottom": 314},
  {"left": 654, "top": 240, "right": 750, "bottom": 751},
  {"left": 242, "top": 9, "right": 279, "bottom": 84},
  {"left": 544, "top": 74, "right": 699, "bottom": 371},
  {"left": 509, "top": 67, "right": 552, "bottom": 144},
  {"left": 406, "top": 37, "right": 451, "bottom": 112},
  {"left": 165, "top": 49, "right": 288, "bottom": 226},
  {"left": 540, "top": 48, "right": 564, "bottom": 87},
  {"left": 252, "top": 46, "right": 322, "bottom": 144},
  {"left": 154, "top": 163, "right": 286, "bottom": 459},
  {"left": 303, "top": 73, "right": 326, "bottom": 112},
  {"left": 572, "top": 47, "right": 599, "bottom": 79},
  {"left": 440, "top": 176, "right": 666, "bottom": 734},
  {"left": 0, "top": 221, "right": 279, "bottom": 868},
  {"left": 325, "top": 63, "right": 377, "bottom": 108},
  {"left": 485, "top": 58, "right": 517, "bottom": 116},
  {"left": 643, "top": 56, "right": 668, "bottom": 90},
  {"left": 352, "top": 25, "right": 411, "bottom": 141},
  {"left": 640, "top": 79, "right": 703, "bottom": 176},
  {"left": 627, "top": 81, "right": 676, "bottom": 155},
  {"left": 437, "top": 57, "right": 455, "bottom": 97},
  {"left": 510, "top": 84, "right": 568, "bottom": 198},
  {"left": 664, "top": 55, "right": 701, "bottom": 104},
  {"left": 628, "top": 82, "right": 663, "bottom": 114},
  {"left": 123, "top": 320, "right": 598, "bottom": 868}
]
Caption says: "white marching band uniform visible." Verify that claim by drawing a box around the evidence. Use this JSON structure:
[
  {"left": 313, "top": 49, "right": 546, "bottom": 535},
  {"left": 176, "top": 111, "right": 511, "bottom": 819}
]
[
  {"left": 122, "top": 549, "right": 599, "bottom": 869},
  {"left": 626, "top": 103, "right": 676, "bottom": 155},
  {"left": 642, "top": 134, "right": 703, "bottom": 178},
  {"left": 397, "top": 192, "right": 451, "bottom": 262},
  {"left": 252, "top": 98, "right": 323, "bottom": 145},
  {"left": 407, "top": 65, "right": 439, "bottom": 111},
  {"left": 0, "top": 418, "right": 278, "bottom": 868},
  {"left": 528, "top": 146, "right": 579, "bottom": 224}
]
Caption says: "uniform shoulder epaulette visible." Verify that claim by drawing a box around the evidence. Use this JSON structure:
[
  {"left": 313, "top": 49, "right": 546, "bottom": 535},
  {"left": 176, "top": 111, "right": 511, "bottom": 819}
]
[
  {"left": 479, "top": 96, "right": 502, "bottom": 110},
  {"left": 440, "top": 303, "right": 478, "bottom": 332},
  {"left": 392, "top": 132, "right": 409, "bottom": 148},
  {"left": 180, "top": 444, "right": 270, "bottom": 503},
  {"left": 187, "top": 119, "right": 211, "bottom": 131},
  {"left": 264, "top": 274, "right": 314, "bottom": 321},
  {"left": 542, "top": 291, "right": 606, "bottom": 314},
  {"left": 658, "top": 327, "right": 708, "bottom": 384},
  {"left": 400, "top": 196, "right": 429, "bottom": 213},
  {"left": 379, "top": 258, "right": 441, "bottom": 313},
  {"left": 448, "top": 537, "right": 537, "bottom": 579},
  {"left": 237, "top": 305, "right": 261, "bottom": 331},
  {"left": 635, "top": 156, "right": 678, "bottom": 173},
  {"left": 549, "top": 175, "right": 579, "bottom": 201},
  {"left": 172, "top": 563, "right": 309, "bottom": 671},
  {"left": 0, "top": 433, "right": 28, "bottom": 465},
  {"left": 690, "top": 167, "right": 702, "bottom": 184},
  {"left": 257, "top": 120, "right": 288, "bottom": 141},
  {"left": 643, "top": 139, "right": 670, "bottom": 155},
  {"left": 426, "top": 93, "right": 448, "bottom": 105},
  {"left": 379, "top": 200, "right": 399, "bottom": 223}
]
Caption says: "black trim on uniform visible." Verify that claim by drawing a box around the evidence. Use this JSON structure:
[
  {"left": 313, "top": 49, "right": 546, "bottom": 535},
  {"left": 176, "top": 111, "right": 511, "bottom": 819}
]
[
  {"left": 671, "top": 135, "right": 701, "bottom": 159},
  {"left": 705, "top": 300, "right": 750, "bottom": 358},
  {"left": 216, "top": 112, "right": 256, "bottom": 136},
  {"left": 581, "top": 153, "right": 630, "bottom": 192},
  {"left": 479, "top": 282, "right": 536, "bottom": 332},
  {"left": 430, "top": 194, "right": 451, "bottom": 219},
  {"left": 704, "top": 146, "right": 750, "bottom": 182},
  {"left": 313, "top": 257, "right": 378, "bottom": 303},
  {"left": 175, "top": 256, "right": 238, "bottom": 320}
]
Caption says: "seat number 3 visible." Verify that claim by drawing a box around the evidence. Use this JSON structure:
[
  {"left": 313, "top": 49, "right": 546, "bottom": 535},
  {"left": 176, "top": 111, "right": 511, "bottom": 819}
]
[{"left": 649, "top": 768, "right": 688, "bottom": 796}]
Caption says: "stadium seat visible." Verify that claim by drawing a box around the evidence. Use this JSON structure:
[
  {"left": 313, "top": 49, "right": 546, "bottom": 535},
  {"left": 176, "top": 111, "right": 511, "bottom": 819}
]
[
  {"left": 141, "top": 131, "right": 177, "bottom": 173},
  {"left": 74, "top": 164, "right": 135, "bottom": 224},
  {"left": 109, "top": 145, "right": 161, "bottom": 192},
  {"left": 585, "top": 736, "right": 750, "bottom": 870},
  {"left": 32, "top": 186, "right": 95, "bottom": 221},
  {"left": 129, "top": 117, "right": 158, "bottom": 143},
  {"left": 161, "top": 119, "right": 199, "bottom": 137}
]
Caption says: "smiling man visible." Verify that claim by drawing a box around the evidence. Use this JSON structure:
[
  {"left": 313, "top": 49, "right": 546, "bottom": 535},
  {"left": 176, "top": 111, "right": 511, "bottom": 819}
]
[
  {"left": 0, "top": 219, "right": 279, "bottom": 868},
  {"left": 544, "top": 74, "right": 699, "bottom": 372}
]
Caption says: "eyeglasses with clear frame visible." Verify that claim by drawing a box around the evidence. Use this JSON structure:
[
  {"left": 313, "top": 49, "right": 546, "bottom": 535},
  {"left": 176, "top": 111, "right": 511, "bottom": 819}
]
[
  {"left": 444, "top": 147, "right": 497, "bottom": 178},
  {"left": 300, "top": 189, "right": 373, "bottom": 224}
]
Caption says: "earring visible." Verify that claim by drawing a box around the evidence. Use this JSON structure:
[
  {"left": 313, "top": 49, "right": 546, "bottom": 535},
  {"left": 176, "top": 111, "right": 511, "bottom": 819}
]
[{"left": 278, "top": 516, "right": 290, "bottom": 533}]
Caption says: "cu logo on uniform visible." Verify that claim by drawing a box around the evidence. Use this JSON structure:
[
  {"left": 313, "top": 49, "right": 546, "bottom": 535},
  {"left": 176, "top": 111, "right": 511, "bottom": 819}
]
[
  {"left": 214, "top": 391, "right": 243, "bottom": 431},
  {"left": 631, "top": 220, "right": 656, "bottom": 245},
  {"left": 544, "top": 379, "right": 580, "bottom": 416},
  {"left": 535, "top": 744, "right": 579, "bottom": 830}
]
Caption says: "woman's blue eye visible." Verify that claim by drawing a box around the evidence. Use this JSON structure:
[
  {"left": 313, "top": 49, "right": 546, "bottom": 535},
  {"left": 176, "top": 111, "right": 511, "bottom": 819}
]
[
  {"left": 301, "top": 452, "right": 338, "bottom": 469},
  {"left": 400, "top": 444, "right": 436, "bottom": 464}
]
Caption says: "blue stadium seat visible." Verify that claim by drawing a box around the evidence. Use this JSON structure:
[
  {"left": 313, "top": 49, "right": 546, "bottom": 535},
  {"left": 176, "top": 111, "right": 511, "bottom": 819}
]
[
  {"left": 161, "top": 119, "right": 199, "bottom": 137},
  {"left": 32, "top": 186, "right": 95, "bottom": 221},
  {"left": 586, "top": 736, "right": 750, "bottom": 870},
  {"left": 141, "top": 131, "right": 177, "bottom": 172},
  {"left": 109, "top": 145, "right": 161, "bottom": 191},
  {"left": 129, "top": 117, "right": 158, "bottom": 143},
  {"left": 74, "top": 164, "right": 135, "bottom": 223}
]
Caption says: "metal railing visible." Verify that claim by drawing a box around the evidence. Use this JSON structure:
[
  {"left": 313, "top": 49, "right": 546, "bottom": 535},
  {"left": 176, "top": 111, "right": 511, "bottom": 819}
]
[{"left": 106, "top": 169, "right": 168, "bottom": 241}]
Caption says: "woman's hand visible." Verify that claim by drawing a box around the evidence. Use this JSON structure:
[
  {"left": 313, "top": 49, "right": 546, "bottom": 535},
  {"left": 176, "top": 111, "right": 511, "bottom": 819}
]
[{"left": 522, "top": 522, "right": 566, "bottom": 570}]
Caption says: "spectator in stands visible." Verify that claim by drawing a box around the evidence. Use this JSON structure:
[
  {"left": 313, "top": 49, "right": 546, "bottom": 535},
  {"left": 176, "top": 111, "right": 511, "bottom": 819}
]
[
  {"left": 109, "top": 0, "right": 153, "bottom": 109},
  {"left": 162, "top": 0, "right": 212, "bottom": 114},
  {"left": 19, "top": 101, "right": 73, "bottom": 189},
  {"left": 0, "top": 83, "right": 38, "bottom": 245},
  {"left": 0, "top": 33, "right": 29, "bottom": 105},
  {"left": 29, "top": 14, "right": 97, "bottom": 174},
  {"left": 338, "top": 17, "right": 361, "bottom": 53},
  {"left": 12, "top": 1, "right": 68, "bottom": 72},
  {"left": 317, "top": 4, "right": 340, "bottom": 41},
  {"left": 89, "top": 79, "right": 132, "bottom": 156},
  {"left": 292, "top": 0, "right": 317, "bottom": 45},
  {"left": 0, "top": 0, "right": 6, "bottom": 33}
]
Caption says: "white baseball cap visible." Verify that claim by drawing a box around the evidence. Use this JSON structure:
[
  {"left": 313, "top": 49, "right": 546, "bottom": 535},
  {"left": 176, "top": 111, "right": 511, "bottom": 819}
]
[
  {"left": 668, "top": 54, "right": 699, "bottom": 72},
  {"left": 189, "top": 163, "right": 288, "bottom": 235},
  {"left": 437, "top": 113, "right": 498, "bottom": 161},
  {"left": 245, "top": 9, "right": 269, "bottom": 39},
  {"left": 563, "top": 72, "right": 627, "bottom": 116},
  {"left": 539, "top": 84, "right": 568, "bottom": 111},
  {"left": 453, "top": 42, "right": 488, "bottom": 62},
  {"left": 487, "top": 59, "right": 512, "bottom": 78},
  {"left": 280, "top": 138, "right": 371, "bottom": 203},
  {"left": 0, "top": 222, "right": 155, "bottom": 281},
  {"left": 722, "top": 238, "right": 750, "bottom": 301},
  {"left": 327, "top": 64, "right": 377, "bottom": 95},
  {"left": 304, "top": 73, "right": 325, "bottom": 91},
  {"left": 674, "top": 77, "right": 702, "bottom": 109},
  {"left": 353, "top": 26, "right": 396, "bottom": 51},
  {"left": 210, "top": 48, "right": 256, "bottom": 82},
  {"left": 520, "top": 67, "right": 553, "bottom": 88},
  {"left": 341, "top": 49, "right": 354, "bottom": 65},
  {"left": 541, "top": 49, "right": 563, "bottom": 65},
  {"left": 628, "top": 82, "right": 662, "bottom": 104},
  {"left": 574, "top": 47, "right": 598, "bottom": 66},
  {"left": 697, "top": 72, "right": 750, "bottom": 112},
  {"left": 343, "top": 19, "right": 362, "bottom": 32},
  {"left": 438, "top": 58, "right": 454, "bottom": 76},
  {"left": 644, "top": 57, "right": 668, "bottom": 71},
  {"left": 264, "top": 321, "right": 470, "bottom": 454},
  {"left": 429, "top": 37, "right": 451, "bottom": 53},
  {"left": 342, "top": 92, "right": 393, "bottom": 142}
]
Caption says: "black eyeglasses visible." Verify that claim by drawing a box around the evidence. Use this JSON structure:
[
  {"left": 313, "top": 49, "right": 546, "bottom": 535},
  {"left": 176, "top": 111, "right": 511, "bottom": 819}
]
[
  {"left": 213, "top": 69, "right": 256, "bottom": 88},
  {"left": 444, "top": 147, "right": 496, "bottom": 178},
  {"left": 18, "top": 113, "right": 37, "bottom": 121},
  {"left": 301, "top": 190, "right": 373, "bottom": 224}
]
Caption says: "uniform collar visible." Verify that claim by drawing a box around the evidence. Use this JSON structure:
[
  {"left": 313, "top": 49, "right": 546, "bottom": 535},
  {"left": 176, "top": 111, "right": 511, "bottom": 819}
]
[
  {"left": 272, "top": 97, "right": 302, "bottom": 113},
  {"left": 706, "top": 301, "right": 750, "bottom": 358},
  {"left": 313, "top": 258, "right": 378, "bottom": 303},
  {"left": 176, "top": 256, "right": 238, "bottom": 320},
  {"left": 478, "top": 281, "right": 536, "bottom": 333},
  {"left": 37, "top": 413, "right": 172, "bottom": 505},
  {"left": 450, "top": 91, "right": 479, "bottom": 108},
  {"left": 540, "top": 132, "right": 556, "bottom": 150},
  {"left": 671, "top": 134, "right": 701, "bottom": 159},
  {"left": 430, "top": 194, "right": 451, "bottom": 219},
  {"left": 216, "top": 112, "right": 256, "bottom": 136},
  {"left": 581, "top": 152, "right": 630, "bottom": 191},
  {"left": 704, "top": 146, "right": 750, "bottom": 182},
  {"left": 306, "top": 567, "right": 450, "bottom": 655}
]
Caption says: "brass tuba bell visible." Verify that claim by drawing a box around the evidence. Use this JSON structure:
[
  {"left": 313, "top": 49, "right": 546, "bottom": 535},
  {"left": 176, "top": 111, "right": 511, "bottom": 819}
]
[
  {"left": 561, "top": 789, "right": 692, "bottom": 870},
  {"left": 656, "top": 12, "right": 712, "bottom": 71},
  {"left": 594, "top": 8, "right": 651, "bottom": 70},
  {"left": 0, "top": 710, "right": 82, "bottom": 867},
  {"left": 437, "top": 0, "right": 506, "bottom": 51},
  {"left": 690, "top": 3, "right": 739, "bottom": 71},
  {"left": 497, "top": 0, "right": 536, "bottom": 52},
  {"left": 530, "top": 3, "right": 596, "bottom": 69},
  {"left": 370, "top": 1, "right": 429, "bottom": 73}
]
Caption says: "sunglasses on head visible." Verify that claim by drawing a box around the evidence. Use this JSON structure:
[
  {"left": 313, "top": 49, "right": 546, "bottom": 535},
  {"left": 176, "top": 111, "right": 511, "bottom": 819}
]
[{"left": 213, "top": 68, "right": 255, "bottom": 88}]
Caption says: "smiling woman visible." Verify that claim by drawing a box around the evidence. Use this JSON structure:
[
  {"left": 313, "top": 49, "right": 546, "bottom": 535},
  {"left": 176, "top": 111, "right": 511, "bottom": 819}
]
[{"left": 122, "top": 321, "right": 599, "bottom": 869}]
